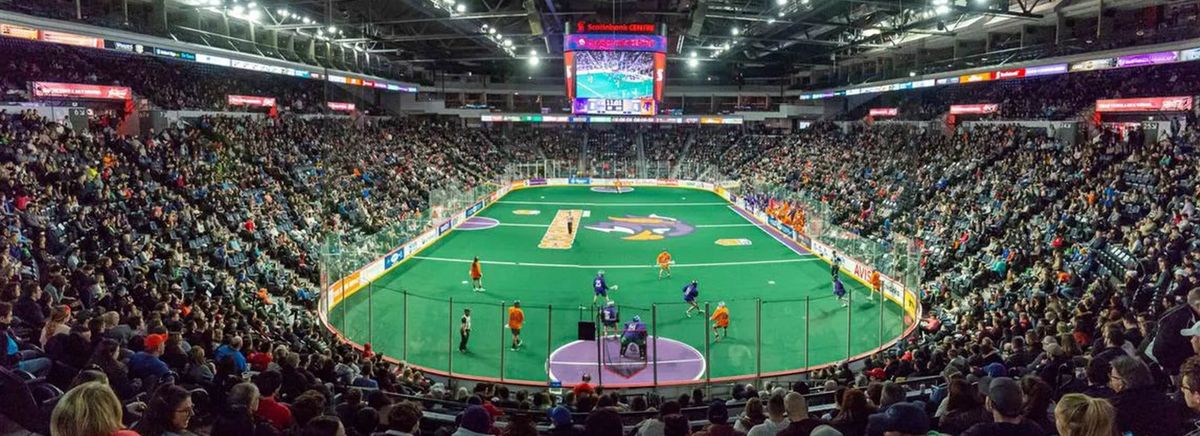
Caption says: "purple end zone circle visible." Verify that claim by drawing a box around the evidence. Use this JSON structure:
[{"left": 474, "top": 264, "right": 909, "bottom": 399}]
[
  {"left": 458, "top": 217, "right": 499, "bottom": 230},
  {"left": 548, "top": 336, "right": 704, "bottom": 384}
]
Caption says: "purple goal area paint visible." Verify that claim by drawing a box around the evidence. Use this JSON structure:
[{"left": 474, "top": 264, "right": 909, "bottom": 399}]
[
  {"left": 547, "top": 336, "right": 704, "bottom": 384},
  {"left": 457, "top": 217, "right": 499, "bottom": 231}
]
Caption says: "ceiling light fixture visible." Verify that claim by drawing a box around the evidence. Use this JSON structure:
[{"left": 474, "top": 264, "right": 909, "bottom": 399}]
[{"left": 456, "top": 3, "right": 466, "bottom": 12}]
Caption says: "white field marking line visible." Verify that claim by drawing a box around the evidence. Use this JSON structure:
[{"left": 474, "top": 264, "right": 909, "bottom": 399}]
[
  {"left": 694, "top": 224, "right": 757, "bottom": 228},
  {"left": 498, "top": 200, "right": 727, "bottom": 207},
  {"left": 497, "top": 223, "right": 550, "bottom": 227},
  {"left": 411, "top": 256, "right": 817, "bottom": 269},
  {"left": 728, "top": 205, "right": 809, "bottom": 257}
]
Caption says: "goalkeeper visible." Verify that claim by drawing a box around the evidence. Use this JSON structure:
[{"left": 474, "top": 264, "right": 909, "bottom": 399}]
[{"left": 620, "top": 315, "right": 648, "bottom": 360}]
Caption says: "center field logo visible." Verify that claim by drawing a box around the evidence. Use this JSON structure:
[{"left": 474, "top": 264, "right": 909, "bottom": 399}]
[{"left": 585, "top": 214, "right": 694, "bottom": 240}]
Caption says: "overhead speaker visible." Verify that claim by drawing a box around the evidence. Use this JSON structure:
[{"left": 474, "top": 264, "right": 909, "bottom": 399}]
[
  {"left": 524, "top": 0, "right": 544, "bottom": 37},
  {"left": 688, "top": 2, "right": 707, "bottom": 37}
]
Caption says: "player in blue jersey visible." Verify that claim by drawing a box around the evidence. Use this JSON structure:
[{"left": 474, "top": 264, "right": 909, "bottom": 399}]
[
  {"left": 599, "top": 301, "right": 620, "bottom": 337},
  {"left": 682, "top": 280, "right": 700, "bottom": 317},
  {"left": 592, "top": 271, "right": 611, "bottom": 304},
  {"left": 620, "top": 315, "right": 647, "bottom": 359},
  {"left": 834, "top": 277, "right": 848, "bottom": 307}
]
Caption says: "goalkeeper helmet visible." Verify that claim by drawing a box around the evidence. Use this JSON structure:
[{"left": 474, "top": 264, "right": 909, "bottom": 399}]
[{"left": 632, "top": 315, "right": 641, "bottom": 323}]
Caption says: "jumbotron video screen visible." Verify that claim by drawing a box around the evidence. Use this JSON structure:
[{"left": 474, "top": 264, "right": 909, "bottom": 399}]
[{"left": 564, "top": 28, "right": 666, "bottom": 116}]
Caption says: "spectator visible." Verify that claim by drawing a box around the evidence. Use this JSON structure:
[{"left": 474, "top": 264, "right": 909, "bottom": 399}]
[
  {"left": 50, "top": 381, "right": 138, "bottom": 436},
  {"left": 254, "top": 370, "right": 295, "bottom": 431},
  {"left": 664, "top": 414, "right": 692, "bottom": 436},
  {"left": 301, "top": 415, "right": 345, "bottom": 436},
  {"left": 584, "top": 408, "right": 623, "bottom": 436},
  {"left": 0, "top": 302, "right": 51, "bottom": 376},
  {"left": 215, "top": 336, "right": 249, "bottom": 373},
  {"left": 829, "top": 389, "right": 874, "bottom": 436},
  {"left": 548, "top": 405, "right": 580, "bottom": 436},
  {"left": 777, "top": 393, "right": 835, "bottom": 436},
  {"left": 128, "top": 333, "right": 170, "bottom": 381},
  {"left": 637, "top": 400, "right": 682, "bottom": 436},
  {"left": 133, "top": 384, "right": 197, "bottom": 436},
  {"left": 1053, "top": 394, "right": 1117, "bottom": 436},
  {"left": 212, "top": 382, "right": 279, "bottom": 436},
  {"left": 453, "top": 405, "right": 494, "bottom": 436},
  {"left": 1150, "top": 289, "right": 1200, "bottom": 376},
  {"left": 1109, "top": 356, "right": 1183, "bottom": 435},
  {"left": 864, "top": 402, "right": 930, "bottom": 436},
  {"left": 379, "top": 401, "right": 422, "bottom": 436},
  {"left": 694, "top": 400, "right": 744, "bottom": 436},
  {"left": 734, "top": 397, "right": 767, "bottom": 433},
  {"left": 573, "top": 374, "right": 595, "bottom": 397},
  {"left": 748, "top": 393, "right": 789, "bottom": 436},
  {"left": 935, "top": 379, "right": 988, "bottom": 434},
  {"left": 38, "top": 305, "right": 70, "bottom": 346},
  {"left": 961, "top": 378, "right": 1045, "bottom": 436}
]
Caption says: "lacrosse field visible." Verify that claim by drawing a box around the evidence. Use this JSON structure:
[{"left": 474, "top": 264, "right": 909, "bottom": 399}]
[{"left": 326, "top": 186, "right": 911, "bottom": 387}]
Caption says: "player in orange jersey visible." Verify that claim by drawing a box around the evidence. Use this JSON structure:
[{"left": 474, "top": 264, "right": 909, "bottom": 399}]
[
  {"left": 508, "top": 300, "right": 525, "bottom": 350},
  {"left": 656, "top": 249, "right": 673, "bottom": 280},
  {"left": 470, "top": 257, "right": 484, "bottom": 292},
  {"left": 710, "top": 301, "right": 730, "bottom": 342}
]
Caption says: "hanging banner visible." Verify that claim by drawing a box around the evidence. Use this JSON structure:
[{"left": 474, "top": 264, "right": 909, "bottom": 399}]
[
  {"left": 327, "top": 102, "right": 356, "bottom": 111},
  {"left": 869, "top": 108, "right": 898, "bottom": 117},
  {"left": 949, "top": 103, "right": 999, "bottom": 115},
  {"left": 30, "top": 82, "right": 131, "bottom": 100},
  {"left": 227, "top": 95, "right": 277, "bottom": 107},
  {"left": 1095, "top": 96, "right": 1193, "bottom": 113}
]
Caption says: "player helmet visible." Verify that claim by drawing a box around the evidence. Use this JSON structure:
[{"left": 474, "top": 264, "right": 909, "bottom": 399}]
[
  {"left": 718, "top": 301, "right": 726, "bottom": 307},
  {"left": 598, "top": 270, "right": 605, "bottom": 276},
  {"left": 632, "top": 315, "right": 641, "bottom": 323}
]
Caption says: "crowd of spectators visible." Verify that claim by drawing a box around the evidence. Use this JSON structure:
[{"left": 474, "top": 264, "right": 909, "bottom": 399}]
[{"left": 4, "top": 28, "right": 1200, "bottom": 436}]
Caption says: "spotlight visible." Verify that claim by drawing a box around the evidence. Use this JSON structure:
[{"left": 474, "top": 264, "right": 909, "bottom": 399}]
[
  {"left": 327, "top": 25, "right": 337, "bottom": 33},
  {"left": 529, "top": 56, "right": 539, "bottom": 65},
  {"left": 231, "top": 4, "right": 245, "bottom": 13},
  {"left": 731, "top": 27, "right": 739, "bottom": 36},
  {"left": 776, "top": 0, "right": 787, "bottom": 5},
  {"left": 778, "top": 11, "right": 786, "bottom": 16},
  {"left": 935, "top": 5, "right": 951, "bottom": 15},
  {"left": 456, "top": 3, "right": 466, "bottom": 12},
  {"left": 909, "top": 71, "right": 916, "bottom": 77},
  {"left": 689, "top": 51, "right": 697, "bottom": 58},
  {"left": 482, "top": 24, "right": 489, "bottom": 30},
  {"left": 503, "top": 39, "right": 513, "bottom": 47},
  {"left": 489, "top": 27, "right": 497, "bottom": 34},
  {"left": 768, "top": 18, "right": 776, "bottom": 24},
  {"left": 687, "top": 58, "right": 698, "bottom": 68},
  {"left": 302, "top": 17, "right": 312, "bottom": 24},
  {"left": 247, "top": 1, "right": 256, "bottom": 7},
  {"left": 276, "top": 9, "right": 288, "bottom": 17},
  {"left": 247, "top": 9, "right": 262, "bottom": 21}
]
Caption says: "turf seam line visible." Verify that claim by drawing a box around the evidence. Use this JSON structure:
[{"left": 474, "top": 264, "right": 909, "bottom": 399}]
[{"left": 411, "top": 256, "right": 818, "bottom": 269}]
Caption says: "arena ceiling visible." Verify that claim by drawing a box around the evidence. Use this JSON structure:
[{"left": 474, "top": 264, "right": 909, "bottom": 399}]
[{"left": 162, "top": 0, "right": 1173, "bottom": 85}]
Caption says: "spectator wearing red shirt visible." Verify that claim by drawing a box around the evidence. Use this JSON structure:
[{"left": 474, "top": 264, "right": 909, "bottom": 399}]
[
  {"left": 246, "top": 341, "right": 273, "bottom": 372},
  {"left": 572, "top": 373, "right": 595, "bottom": 398},
  {"left": 253, "top": 370, "right": 294, "bottom": 431}
]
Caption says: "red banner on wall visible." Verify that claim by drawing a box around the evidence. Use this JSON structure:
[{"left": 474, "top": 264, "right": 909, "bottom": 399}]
[
  {"left": 949, "top": 103, "right": 1000, "bottom": 115},
  {"left": 1095, "top": 96, "right": 1193, "bottom": 112},
  {"left": 30, "top": 82, "right": 131, "bottom": 100},
  {"left": 869, "top": 108, "right": 898, "bottom": 117},
  {"left": 39, "top": 30, "right": 103, "bottom": 48},
  {"left": 327, "top": 102, "right": 356, "bottom": 111},
  {"left": 227, "top": 95, "right": 277, "bottom": 107}
]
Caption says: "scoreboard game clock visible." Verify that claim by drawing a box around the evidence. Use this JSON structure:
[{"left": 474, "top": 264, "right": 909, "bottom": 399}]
[{"left": 564, "top": 22, "right": 666, "bottom": 116}]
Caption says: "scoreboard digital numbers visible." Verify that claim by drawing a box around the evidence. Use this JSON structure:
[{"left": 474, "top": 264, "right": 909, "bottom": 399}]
[
  {"left": 573, "top": 98, "right": 657, "bottom": 115},
  {"left": 565, "top": 24, "right": 666, "bottom": 116}
]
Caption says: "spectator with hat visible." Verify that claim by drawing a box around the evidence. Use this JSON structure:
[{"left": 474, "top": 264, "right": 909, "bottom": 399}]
[
  {"left": 961, "top": 378, "right": 1045, "bottom": 436},
  {"left": 129, "top": 332, "right": 170, "bottom": 380},
  {"left": 865, "top": 402, "right": 931, "bottom": 436},
  {"left": 453, "top": 405, "right": 494, "bottom": 436},
  {"left": 548, "top": 405, "right": 580, "bottom": 436}
]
